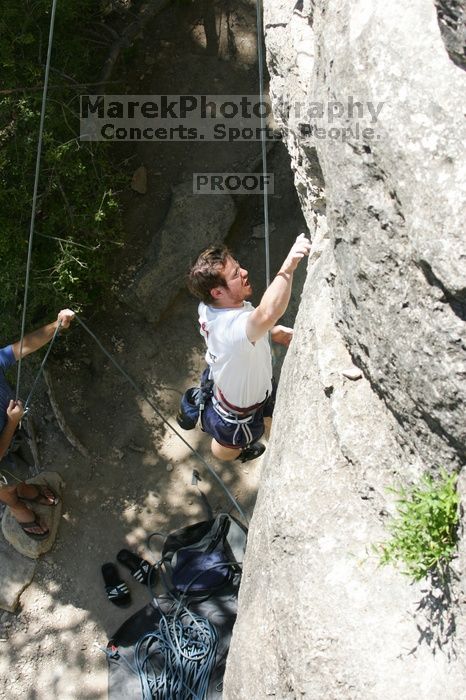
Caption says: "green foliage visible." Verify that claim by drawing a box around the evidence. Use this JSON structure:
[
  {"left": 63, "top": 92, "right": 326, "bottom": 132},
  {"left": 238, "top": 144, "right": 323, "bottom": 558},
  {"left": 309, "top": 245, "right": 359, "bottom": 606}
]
[
  {"left": 377, "top": 469, "right": 460, "bottom": 581},
  {"left": 0, "top": 0, "right": 125, "bottom": 339}
]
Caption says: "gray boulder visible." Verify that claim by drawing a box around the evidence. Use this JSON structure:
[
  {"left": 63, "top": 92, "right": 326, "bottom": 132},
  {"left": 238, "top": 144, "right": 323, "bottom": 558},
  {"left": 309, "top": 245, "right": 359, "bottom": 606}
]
[
  {"left": 127, "top": 182, "right": 236, "bottom": 323},
  {"left": 2, "top": 471, "right": 64, "bottom": 559},
  {"left": 225, "top": 229, "right": 465, "bottom": 698}
]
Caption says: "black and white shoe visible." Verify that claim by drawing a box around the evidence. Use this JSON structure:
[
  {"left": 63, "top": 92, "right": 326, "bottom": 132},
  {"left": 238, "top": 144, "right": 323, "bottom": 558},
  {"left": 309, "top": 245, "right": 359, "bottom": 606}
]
[
  {"left": 117, "top": 549, "right": 154, "bottom": 586},
  {"left": 237, "top": 441, "right": 266, "bottom": 463},
  {"left": 101, "top": 563, "right": 131, "bottom": 607}
]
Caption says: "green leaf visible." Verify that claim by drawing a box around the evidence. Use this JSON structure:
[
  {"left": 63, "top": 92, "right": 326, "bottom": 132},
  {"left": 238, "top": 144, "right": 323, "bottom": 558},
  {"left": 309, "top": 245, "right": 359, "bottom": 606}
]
[{"left": 375, "top": 469, "right": 459, "bottom": 582}]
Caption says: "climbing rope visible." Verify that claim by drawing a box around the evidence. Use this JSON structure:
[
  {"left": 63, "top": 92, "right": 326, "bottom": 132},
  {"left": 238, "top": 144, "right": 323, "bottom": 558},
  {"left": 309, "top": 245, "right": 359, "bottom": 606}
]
[
  {"left": 74, "top": 314, "right": 249, "bottom": 526},
  {"left": 132, "top": 612, "right": 219, "bottom": 700},
  {"left": 255, "top": 0, "right": 271, "bottom": 289},
  {"left": 16, "top": 0, "right": 59, "bottom": 401},
  {"left": 23, "top": 321, "right": 62, "bottom": 412}
]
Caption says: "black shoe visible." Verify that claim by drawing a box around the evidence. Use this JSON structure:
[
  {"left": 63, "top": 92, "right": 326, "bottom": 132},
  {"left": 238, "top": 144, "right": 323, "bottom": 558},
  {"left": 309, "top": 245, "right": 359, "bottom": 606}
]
[
  {"left": 101, "top": 563, "right": 131, "bottom": 608},
  {"left": 117, "top": 549, "right": 154, "bottom": 586},
  {"left": 237, "top": 441, "right": 266, "bottom": 463}
]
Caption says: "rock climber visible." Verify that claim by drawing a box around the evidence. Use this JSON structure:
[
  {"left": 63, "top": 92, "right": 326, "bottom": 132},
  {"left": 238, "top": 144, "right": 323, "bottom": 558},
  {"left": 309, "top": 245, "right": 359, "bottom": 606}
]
[
  {"left": 187, "top": 233, "right": 311, "bottom": 463},
  {"left": 0, "top": 309, "right": 75, "bottom": 539}
]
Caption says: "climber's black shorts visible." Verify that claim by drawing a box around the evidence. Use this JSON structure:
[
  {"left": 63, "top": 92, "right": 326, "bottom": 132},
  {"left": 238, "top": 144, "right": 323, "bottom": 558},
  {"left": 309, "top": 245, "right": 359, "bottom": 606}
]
[{"left": 200, "top": 378, "right": 276, "bottom": 449}]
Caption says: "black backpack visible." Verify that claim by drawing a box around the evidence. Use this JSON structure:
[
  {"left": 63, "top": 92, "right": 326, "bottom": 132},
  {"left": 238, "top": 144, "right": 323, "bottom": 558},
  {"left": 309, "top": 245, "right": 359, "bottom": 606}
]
[{"left": 160, "top": 513, "right": 247, "bottom": 594}]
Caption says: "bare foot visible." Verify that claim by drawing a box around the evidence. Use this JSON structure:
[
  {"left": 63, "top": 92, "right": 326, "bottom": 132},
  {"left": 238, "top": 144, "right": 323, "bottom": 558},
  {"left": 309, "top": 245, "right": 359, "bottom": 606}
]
[
  {"left": 9, "top": 503, "right": 49, "bottom": 537},
  {"left": 16, "top": 483, "right": 58, "bottom": 506}
]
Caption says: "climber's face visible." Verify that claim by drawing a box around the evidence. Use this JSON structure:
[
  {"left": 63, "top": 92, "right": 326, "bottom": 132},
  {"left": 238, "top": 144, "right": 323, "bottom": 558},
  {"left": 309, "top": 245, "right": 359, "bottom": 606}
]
[{"left": 210, "top": 256, "right": 252, "bottom": 307}]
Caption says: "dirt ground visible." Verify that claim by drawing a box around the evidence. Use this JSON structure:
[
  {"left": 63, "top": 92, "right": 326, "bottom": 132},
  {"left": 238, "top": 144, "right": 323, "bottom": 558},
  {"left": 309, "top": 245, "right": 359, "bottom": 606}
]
[{"left": 0, "top": 2, "right": 307, "bottom": 698}]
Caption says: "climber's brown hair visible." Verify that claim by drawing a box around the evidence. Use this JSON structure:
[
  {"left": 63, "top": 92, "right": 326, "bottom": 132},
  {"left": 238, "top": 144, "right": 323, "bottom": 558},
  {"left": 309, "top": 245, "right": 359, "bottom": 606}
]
[{"left": 187, "top": 245, "right": 232, "bottom": 304}]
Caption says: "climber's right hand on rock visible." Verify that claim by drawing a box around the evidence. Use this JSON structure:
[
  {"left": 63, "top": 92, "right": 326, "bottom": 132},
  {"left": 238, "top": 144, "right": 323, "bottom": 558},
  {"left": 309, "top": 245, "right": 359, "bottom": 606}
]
[{"left": 282, "top": 233, "right": 311, "bottom": 273}]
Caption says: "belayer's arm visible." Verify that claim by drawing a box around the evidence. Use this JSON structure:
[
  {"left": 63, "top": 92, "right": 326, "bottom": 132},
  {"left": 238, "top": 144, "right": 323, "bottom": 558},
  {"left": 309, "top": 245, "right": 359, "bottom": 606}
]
[{"left": 11, "top": 309, "right": 75, "bottom": 360}]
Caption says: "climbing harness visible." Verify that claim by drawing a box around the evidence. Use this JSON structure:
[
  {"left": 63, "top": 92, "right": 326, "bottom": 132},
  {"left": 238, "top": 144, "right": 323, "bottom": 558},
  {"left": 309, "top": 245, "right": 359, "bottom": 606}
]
[
  {"left": 214, "top": 385, "right": 268, "bottom": 416},
  {"left": 211, "top": 396, "right": 257, "bottom": 446}
]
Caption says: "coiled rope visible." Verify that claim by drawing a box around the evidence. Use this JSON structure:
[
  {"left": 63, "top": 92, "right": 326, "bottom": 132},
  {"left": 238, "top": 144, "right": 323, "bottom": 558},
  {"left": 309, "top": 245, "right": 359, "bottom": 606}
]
[{"left": 133, "top": 613, "right": 219, "bottom": 700}]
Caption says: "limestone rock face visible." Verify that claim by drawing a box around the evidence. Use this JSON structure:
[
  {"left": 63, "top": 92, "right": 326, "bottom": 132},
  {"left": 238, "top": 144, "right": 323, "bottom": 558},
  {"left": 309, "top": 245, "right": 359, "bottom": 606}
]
[
  {"left": 128, "top": 182, "right": 236, "bottom": 323},
  {"left": 267, "top": 0, "right": 466, "bottom": 470},
  {"left": 435, "top": 0, "right": 466, "bottom": 70},
  {"left": 224, "top": 0, "right": 466, "bottom": 697}
]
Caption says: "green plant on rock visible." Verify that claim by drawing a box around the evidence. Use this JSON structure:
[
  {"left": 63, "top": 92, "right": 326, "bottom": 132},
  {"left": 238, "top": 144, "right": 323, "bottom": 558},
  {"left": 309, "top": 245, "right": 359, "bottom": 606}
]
[{"left": 378, "top": 469, "right": 460, "bottom": 581}]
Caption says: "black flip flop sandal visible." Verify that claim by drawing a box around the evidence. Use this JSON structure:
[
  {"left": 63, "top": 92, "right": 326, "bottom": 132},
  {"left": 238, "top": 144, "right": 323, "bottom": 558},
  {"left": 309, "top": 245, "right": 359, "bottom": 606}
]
[
  {"left": 116, "top": 549, "right": 153, "bottom": 586},
  {"left": 101, "top": 563, "right": 131, "bottom": 607}
]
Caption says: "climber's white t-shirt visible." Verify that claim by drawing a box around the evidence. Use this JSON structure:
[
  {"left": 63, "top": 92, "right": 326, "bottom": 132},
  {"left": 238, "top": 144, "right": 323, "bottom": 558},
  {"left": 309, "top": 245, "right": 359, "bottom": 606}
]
[{"left": 198, "top": 301, "right": 272, "bottom": 408}]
